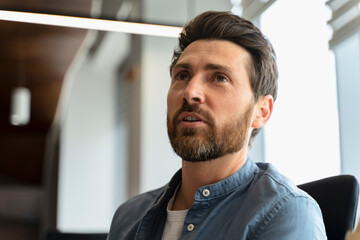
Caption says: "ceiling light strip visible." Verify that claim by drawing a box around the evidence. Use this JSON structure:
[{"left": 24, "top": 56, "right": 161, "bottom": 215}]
[{"left": 0, "top": 10, "right": 182, "bottom": 38}]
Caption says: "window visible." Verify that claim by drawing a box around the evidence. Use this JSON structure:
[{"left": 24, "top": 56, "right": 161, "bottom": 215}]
[{"left": 259, "top": 0, "right": 341, "bottom": 184}]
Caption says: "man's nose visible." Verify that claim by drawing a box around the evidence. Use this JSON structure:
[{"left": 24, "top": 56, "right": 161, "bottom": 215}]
[{"left": 182, "top": 75, "right": 205, "bottom": 104}]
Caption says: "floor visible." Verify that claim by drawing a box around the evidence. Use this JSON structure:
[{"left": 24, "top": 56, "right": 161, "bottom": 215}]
[{"left": 0, "top": 183, "right": 42, "bottom": 240}]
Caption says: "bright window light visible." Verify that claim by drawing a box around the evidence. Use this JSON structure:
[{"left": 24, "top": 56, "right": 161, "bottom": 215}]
[{"left": 260, "top": 0, "right": 341, "bottom": 184}]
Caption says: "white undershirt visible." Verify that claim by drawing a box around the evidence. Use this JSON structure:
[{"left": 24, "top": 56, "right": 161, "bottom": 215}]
[{"left": 161, "top": 186, "right": 189, "bottom": 240}]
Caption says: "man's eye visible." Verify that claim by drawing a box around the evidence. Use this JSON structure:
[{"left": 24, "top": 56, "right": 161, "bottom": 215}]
[
  {"left": 215, "top": 74, "right": 228, "bottom": 82},
  {"left": 177, "top": 72, "right": 189, "bottom": 81}
]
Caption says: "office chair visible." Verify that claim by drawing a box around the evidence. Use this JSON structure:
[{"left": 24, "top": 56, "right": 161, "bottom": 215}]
[
  {"left": 298, "top": 175, "right": 359, "bottom": 240},
  {"left": 45, "top": 230, "right": 107, "bottom": 240}
]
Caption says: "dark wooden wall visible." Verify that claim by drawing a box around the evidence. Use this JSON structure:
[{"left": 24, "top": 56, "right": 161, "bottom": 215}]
[
  {"left": 0, "top": 1, "right": 92, "bottom": 239},
  {"left": 0, "top": 0, "right": 92, "bottom": 185}
]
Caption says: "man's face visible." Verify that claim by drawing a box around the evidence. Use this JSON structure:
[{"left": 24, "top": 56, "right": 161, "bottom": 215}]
[{"left": 167, "top": 40, "right": 256, "bottom": 162}]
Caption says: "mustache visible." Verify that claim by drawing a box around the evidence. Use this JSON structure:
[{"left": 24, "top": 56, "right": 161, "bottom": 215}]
[{"left": 172, "top": 101, "right": 214, "bottom": 127}]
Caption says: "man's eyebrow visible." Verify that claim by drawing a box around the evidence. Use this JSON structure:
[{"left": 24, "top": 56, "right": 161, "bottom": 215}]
[
  {"left": 205, "top": 63, "right": 232, "bottom": 73},
  {"left": 172, "top": 63, "right": 232, "bottom": 73},
  {"left": 173, "top": 63, "right": 191, "bottom": 71}
]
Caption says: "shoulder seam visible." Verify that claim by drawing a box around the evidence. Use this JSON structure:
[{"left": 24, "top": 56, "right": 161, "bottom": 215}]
[
  {"left": 250, "top": 194, "right": 318, "bottom": 239},
  {"left": 249, "top": 172, "right": 316, "bottom": 239}
]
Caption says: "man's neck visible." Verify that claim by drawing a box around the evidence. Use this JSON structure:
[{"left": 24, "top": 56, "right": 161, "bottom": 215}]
[{"left": 172, "top": 150, "right": 247, "bottom": 210}]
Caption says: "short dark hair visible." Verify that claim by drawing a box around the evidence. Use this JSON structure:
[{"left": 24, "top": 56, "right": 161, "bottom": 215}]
[{"left": 170, "top": 11, "right": 278, "bottom": 142}]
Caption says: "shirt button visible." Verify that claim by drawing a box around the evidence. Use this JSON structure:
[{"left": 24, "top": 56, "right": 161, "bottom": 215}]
[
  {"left": 187, "top": 224, "right": 195, "bottom": 232},
  {"left": 202, "top": 189, "right": 210, "bottom": 197}
]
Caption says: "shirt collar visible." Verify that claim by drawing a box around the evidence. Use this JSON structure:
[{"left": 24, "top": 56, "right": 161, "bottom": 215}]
[
  {"left": 194, "top": 157, "right": 259, "bottom": 201},
  {"left": 161, "top": 157, "right": 259, "bottom": 204},
  {"left": 154, "top": 169, "right": 182, "bottom": 207}
]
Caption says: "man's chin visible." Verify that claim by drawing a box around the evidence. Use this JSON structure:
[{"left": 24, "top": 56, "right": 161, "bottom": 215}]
[
  {"left": 171, "top": 139, "right": 221, "bottom": 162},
  {"left": 177, "top": 149, "right": 221, "bottom": 163},
  {"left": 176, "top": 134, "right": 207, "bottom": 145},
  {"left": 178, "top": 126, "right": 209, "bottom": 137}
]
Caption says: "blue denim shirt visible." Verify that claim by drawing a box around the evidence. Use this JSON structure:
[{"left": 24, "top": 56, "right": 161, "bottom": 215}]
[{"left": 108, "top": 159, "right": 327, "bottom": 239}]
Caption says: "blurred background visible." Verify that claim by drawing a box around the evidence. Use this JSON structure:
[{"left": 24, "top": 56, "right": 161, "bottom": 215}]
[{"left": 0, "top": 0, "right": 359, "bottom": 239}]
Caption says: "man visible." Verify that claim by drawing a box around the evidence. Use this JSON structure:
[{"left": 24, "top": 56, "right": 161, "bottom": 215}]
[{"left": 108, "top": 11, "right": 327, "bottom": 239}]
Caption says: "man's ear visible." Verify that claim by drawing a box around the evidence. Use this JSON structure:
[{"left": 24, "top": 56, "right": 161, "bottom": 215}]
[{"left": 251, "top": 95, "right": 273, "bottom": 129}]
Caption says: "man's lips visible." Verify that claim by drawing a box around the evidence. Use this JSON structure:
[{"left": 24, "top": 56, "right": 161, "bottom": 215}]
[{"left": 177, "top": 112, "right": 208, "bottom": 127}]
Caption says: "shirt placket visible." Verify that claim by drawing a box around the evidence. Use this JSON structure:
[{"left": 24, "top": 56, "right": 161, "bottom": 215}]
[{"left": 180, "top": 187, "right": 213, "bottom": 239}]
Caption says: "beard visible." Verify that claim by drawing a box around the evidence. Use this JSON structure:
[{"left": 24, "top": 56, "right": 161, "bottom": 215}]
[{"left": 167, "top": 101, "right": 254, "bottom": 162}]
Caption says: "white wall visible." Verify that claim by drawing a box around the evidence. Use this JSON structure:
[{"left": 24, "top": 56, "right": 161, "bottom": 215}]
[
  {"left": 334, "top": 32, "right": 360, "bottom": 224},
  {"left": 139, "top": 35, "right": 181, "bottom": 192},
  {"left": 334, "top": 33, "right": 360, "bottom": 178},
  {"left": 58, "top": 31, "right": 130, "bottom": 232}
]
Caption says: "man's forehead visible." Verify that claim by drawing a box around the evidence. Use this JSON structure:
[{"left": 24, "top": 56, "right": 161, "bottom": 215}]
[
  {"left": 182, "top": 39, "right": 248, "bottom": 53},
  {"left": 174, "top": 39, "right": 251, "bottom": 71}
]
